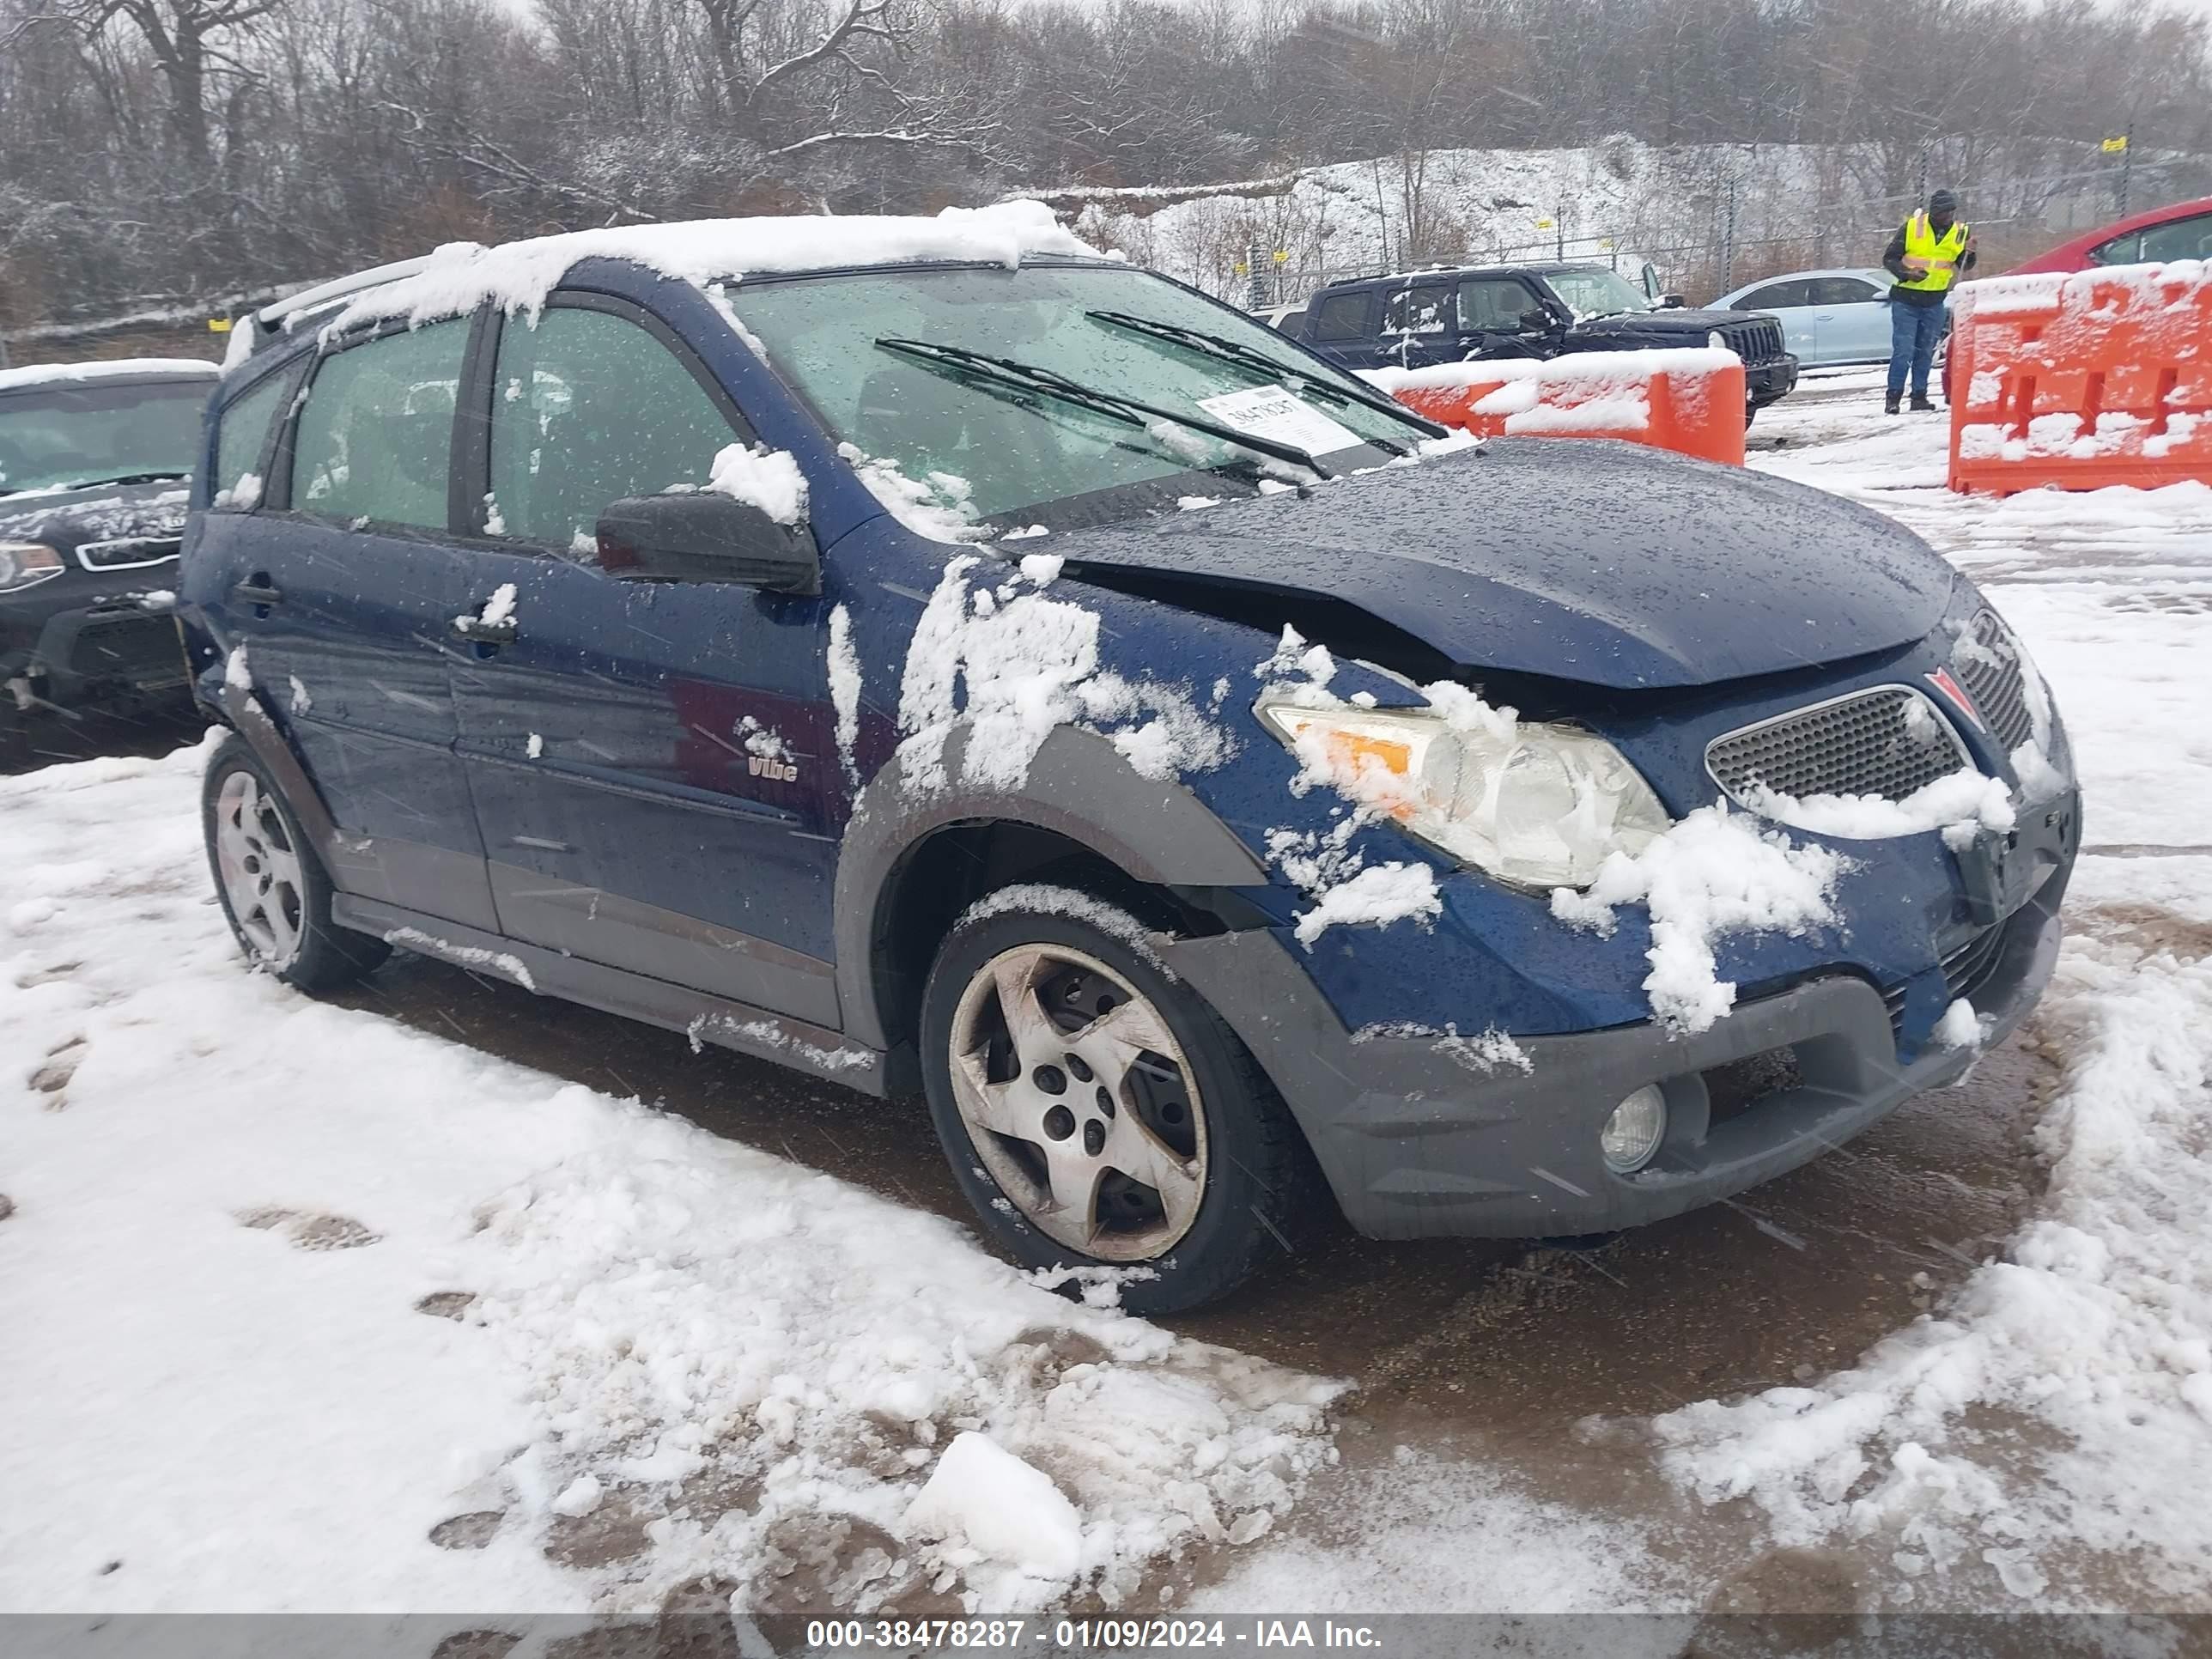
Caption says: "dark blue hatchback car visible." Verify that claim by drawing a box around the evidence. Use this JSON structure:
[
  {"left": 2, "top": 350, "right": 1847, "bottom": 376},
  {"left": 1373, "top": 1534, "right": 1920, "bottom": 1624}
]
[{"left": 178, "top": 207, "right": 2078, "bottom": 1312}]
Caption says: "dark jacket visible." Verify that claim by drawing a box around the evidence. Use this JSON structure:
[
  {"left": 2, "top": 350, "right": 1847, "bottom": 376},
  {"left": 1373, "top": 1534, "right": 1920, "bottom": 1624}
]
[{"left": 1884, "top": 219, "right": 1978, "bottom": 307}]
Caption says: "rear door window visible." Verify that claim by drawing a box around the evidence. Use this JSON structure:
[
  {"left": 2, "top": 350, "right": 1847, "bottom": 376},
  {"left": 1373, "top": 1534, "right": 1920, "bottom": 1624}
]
[
  {"left": 1455, "top": 278, "right": 1540, "bottom": 331},
  {"left": 1381, "top": 286, "right": 1449, "bottom": 335},
  {"left": 1740, "top": 281, "right": 1810, "bottom": 310},
  {"left": 1805, "top": 276, "right": 1881, "bottom": 306},
  {"left": 1307, "top": 290, "right": 1374, "bottom": 342},
  {"left": 290, "top": 320, "right": 469, "bottom": 530},
  {"left": 486, "top": 304, "right": 743, "bottom": 556},
  {"left": 2136, "top": 213, "right": 2212, "bottom": 263}
]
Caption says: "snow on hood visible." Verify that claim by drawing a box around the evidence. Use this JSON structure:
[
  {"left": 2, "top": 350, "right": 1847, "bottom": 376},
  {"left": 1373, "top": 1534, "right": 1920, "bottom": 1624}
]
[
  {"left": 0, "top": 479, "right": 190, "bottom": 548},
  {"left": 1046, "top": 441, "right": 1958, "bottom": 690},
  {"left": 317, "top": 201, "right": 1104, "bottom": 336},
  {"left": 0, "top": 357, "right": 218, "bottom": 395}
]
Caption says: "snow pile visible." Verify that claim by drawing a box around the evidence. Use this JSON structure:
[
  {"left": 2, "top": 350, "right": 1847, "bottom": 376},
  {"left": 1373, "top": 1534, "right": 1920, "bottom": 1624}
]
[
  {"left": 1551, "top": 805, "right": 1844, "bottom": 1034},
  {"left": 0, "top": 356, "right": 217, "bottom": 393},
  {"left": 893, "top": 556, "right": 1230, "bottom": 797},
  {"left": 222, "top": 644, "right": 252, "bottom": 691},
  {"left": 827, "top": 604, "right": 862, "bottom": 791},
  {"left": 1930, "top": 996, "right": 1984, "bottom": 1050},
  {"left": 456, "top": 582, "right": 518, "bottom": 633},
  {"left": 902, "top": 1431, "right": 1084, "bottom": 1602},
  {"left": 0, "top": 739, "right": 1343, "bottom": 1614},
  {"left": 1290, "top": 863, "right": 1440, "bottom": 947},
  {"left": 317, "top": 203, "right": 1098, "bottom": 337},
  {"left": 708, "top": 442, "right": 808, "bottom": 526},
  {"left": 839, "top": 444, "right": 987, "bottom": 544},
  {"left": 211, "top": 471, "right": 262, "bottom": 511},
  {"left": 1740, "top": 765, "right": 2014, "bottom": 852},
  {"left": 1650, "top": 859, "right": 2212, "bottom": 1601}
]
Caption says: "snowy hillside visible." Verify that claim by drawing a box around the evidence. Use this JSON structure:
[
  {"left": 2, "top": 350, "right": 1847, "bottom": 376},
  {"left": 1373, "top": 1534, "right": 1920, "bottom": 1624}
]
[{"left": 1028, "top": 138, "right": 2142, "bottom": 304}]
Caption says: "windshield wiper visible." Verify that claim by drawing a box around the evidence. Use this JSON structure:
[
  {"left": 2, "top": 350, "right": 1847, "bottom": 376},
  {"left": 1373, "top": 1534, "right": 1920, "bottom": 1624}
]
[
  {"left": 873, "top": 337, "right": 1337, "bottom": 481},
  {"left": 1084, "top": 309, "right": 1441, "bottom": 451},
  {"left": 55, "top": 471, "right": 190, "bottom": 491}
]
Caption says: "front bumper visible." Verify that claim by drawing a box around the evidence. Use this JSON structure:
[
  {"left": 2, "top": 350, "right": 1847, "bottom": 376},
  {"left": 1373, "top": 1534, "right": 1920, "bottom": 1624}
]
[
  {"left": 3, "top": 577, "right": 190, "bottom": 710},
  {"left": 1747, "top": 355, "right": 1800, "bottom": 407},
  {"left": 1164, "top": 854, "right": 2068, "bottom": 1242}
]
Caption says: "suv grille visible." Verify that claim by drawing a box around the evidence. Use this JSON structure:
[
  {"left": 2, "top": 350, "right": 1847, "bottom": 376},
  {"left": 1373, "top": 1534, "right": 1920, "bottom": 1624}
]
[
  {"left": 1719, "top": 317, "right": 1785, "bottom": 364},
  {"left": 1707, "top": 686, "right": 1971, "bottom": 812},
  {"left": 1949, "top": 609, "right": 2036, "bottom": 752}
]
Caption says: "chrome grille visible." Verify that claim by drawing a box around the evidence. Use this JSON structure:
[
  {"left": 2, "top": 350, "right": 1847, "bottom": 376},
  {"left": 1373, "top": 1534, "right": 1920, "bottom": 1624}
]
[
  {"left": 76, "top": 536, "right": 182, "bottom": 571},
  {"left": 1950, "top": 609, "right": 2036, "bottom": 752},
  {"left": 1707, "top": 686, "right": 1972, "bottom": 814}
]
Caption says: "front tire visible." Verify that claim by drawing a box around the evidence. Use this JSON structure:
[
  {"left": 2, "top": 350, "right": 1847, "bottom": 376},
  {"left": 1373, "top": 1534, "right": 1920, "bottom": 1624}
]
[
  {"left": 202, "top": 732, "right": 388, "bottom": 992},
  {"left": 919, "top": 890, "right": 1320, "bottom": 1316}
]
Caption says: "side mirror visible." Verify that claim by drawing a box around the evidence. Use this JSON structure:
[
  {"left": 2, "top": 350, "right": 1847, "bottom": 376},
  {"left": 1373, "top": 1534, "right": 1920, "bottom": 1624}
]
[
  {"left": 594, "top": 493, "right": 820, "bottom": 594},
  {"left": 1519, "top": 307, "right": 1555, "bottom": 332},
  {"left": 1660, "top": 294, "right": 1687, "bottom": 308}
]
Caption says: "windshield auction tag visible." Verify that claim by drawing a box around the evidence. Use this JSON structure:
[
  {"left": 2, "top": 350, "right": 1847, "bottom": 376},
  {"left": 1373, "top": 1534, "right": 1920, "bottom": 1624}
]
[{"left": 1195, "top": 386, "right": 1364, "bottom": 458}]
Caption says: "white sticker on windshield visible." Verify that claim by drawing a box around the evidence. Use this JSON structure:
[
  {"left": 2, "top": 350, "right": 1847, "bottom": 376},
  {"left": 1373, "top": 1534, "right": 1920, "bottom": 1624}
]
[{"left": 1195, "top": 385, "right": 1364, "bottom": 458}]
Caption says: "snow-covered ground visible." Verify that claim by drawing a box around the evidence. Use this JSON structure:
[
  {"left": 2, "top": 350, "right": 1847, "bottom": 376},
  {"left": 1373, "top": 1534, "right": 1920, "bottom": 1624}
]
[
  {"left": 0, "top": 755, "right": 1338, "bottom": 1616},
  {"left": 4, "top": 380, "right": 2211, "bottom": 1623}
]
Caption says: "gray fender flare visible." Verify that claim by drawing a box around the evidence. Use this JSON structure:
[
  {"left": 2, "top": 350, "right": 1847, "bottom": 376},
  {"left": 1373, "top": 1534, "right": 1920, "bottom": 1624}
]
[{"left": 831, "top": 723, "right": 1269, "bottom": 1051}]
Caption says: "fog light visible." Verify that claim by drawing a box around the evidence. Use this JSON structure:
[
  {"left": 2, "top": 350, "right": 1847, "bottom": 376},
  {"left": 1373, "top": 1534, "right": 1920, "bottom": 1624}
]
[{"left": 1601, "top": 1085, "right": 1668, "bottom": 1174}]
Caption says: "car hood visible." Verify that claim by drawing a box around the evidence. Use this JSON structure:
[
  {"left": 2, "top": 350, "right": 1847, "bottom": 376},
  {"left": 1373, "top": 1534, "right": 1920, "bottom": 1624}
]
[
  {"left": 1047, "top": 441, "right": 1955, "bottom": 690},
  {"left": 1575, "top": 307, "right": 1753, "bottom": 335},
  {"left": 0, "top": 478, "right": 191, "bottom": 554}
]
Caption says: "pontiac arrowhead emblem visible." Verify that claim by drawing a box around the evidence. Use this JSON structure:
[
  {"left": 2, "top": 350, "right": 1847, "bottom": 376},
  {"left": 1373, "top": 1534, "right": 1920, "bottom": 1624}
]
[{"left": 1925, "top": 666, "right": 1984, "bottom": 731}]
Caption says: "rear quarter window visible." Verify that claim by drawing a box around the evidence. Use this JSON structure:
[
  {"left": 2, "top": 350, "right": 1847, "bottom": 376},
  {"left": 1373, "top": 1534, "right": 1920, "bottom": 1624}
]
[
  {"left": 1307, "top": 290, "right": 1374, "bottom": 342},
  {"left": 211, "top": 368, "right": 298, "bottom": 510}
]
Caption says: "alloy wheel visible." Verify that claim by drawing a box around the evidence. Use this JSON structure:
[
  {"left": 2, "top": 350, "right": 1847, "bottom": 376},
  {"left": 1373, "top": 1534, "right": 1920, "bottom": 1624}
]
[
  {"left": 213, "top": 770, "right": 307, "bottom": 969},
  {"left": 947, "top": 942, "right": 1207, "bottom": 1261}
]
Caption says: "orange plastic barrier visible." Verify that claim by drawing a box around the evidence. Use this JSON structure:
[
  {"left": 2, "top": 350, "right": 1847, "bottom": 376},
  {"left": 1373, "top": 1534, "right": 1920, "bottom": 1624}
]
[
  {"left": 1948, "top": 261, "right": 2212, "bottom": 495},
  {"left": 1370, "top": 348, "right": 1747, "bottom": 466}
]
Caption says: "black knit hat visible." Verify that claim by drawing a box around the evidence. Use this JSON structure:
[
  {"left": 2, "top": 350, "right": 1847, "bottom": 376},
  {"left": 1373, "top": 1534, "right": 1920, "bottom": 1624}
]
[{"left": 1929, "top": 189, "right": 1960, "bottom": 213}]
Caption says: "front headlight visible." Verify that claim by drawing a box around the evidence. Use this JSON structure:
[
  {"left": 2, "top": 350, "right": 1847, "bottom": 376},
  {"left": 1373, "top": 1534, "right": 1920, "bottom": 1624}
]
[
  {"left": 1256, "top": 695, "right": 1673, "bottom": 888},
  {"left": 0, "top": 542, "right": 64, "bottom": 592}
]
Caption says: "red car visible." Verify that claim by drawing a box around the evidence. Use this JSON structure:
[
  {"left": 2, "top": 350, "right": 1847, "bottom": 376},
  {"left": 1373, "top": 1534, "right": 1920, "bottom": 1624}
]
[{"left": 2005, "top": 195, "right": 2212, "bottom": 275}]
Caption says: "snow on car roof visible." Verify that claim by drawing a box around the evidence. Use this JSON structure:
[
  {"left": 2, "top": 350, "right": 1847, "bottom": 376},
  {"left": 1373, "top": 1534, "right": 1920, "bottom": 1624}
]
[
  {"left": 313, "top": 201, "right": 1104, "bottom": 337},
  {"left": 0, "top": 356, "right": 219, "bottom": 395}
]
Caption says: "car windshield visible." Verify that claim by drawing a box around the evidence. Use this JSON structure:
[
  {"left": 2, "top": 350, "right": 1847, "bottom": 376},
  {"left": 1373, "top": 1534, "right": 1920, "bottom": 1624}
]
[
  {"left": 732, "top": 263, "right": 1428, "bottom": 526},
  {"left": 1544, "top": 268, "right": 1655, "bottom": 320},
  {"left": 0, "top": 380, "right": 209, "bottom": 499}
]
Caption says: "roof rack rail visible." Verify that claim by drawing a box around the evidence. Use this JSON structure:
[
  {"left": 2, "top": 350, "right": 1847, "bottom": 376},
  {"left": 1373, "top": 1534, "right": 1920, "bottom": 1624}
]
[{"left": 234, "top": 253, "right": 439, "bottom": 361}]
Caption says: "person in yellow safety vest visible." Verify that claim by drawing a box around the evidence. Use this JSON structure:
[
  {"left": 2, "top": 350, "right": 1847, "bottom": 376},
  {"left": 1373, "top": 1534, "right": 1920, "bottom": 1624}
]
[{"left": 1882, "top": 188, "right": 1977, "bottom": 414}]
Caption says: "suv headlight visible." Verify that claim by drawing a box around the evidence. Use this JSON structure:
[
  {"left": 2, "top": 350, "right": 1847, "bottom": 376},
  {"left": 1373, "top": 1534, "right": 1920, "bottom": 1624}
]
[
  {"left": 0, "top": 542, "right": 64, "bottom": 592},
  {"left": 1256, "top": 696, "right": 1673, "bottom": 888}
]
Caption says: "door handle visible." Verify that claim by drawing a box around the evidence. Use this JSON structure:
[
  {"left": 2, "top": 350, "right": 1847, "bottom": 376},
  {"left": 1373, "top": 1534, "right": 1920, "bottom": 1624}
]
[
  {"left": 452, "top": 614, "right": 518, "bottom": 645},
  {"left": 231, "top": 577, "right": 283, "bottom": 607}
]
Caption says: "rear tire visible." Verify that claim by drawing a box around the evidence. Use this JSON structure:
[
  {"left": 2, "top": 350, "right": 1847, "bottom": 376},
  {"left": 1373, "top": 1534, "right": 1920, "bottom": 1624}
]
[
  {"left": 202, "top": 732, "right": 388, "bottom": 992},
  {"left": 919, "top": 888, "right": 1322, "bottom": 1316}
]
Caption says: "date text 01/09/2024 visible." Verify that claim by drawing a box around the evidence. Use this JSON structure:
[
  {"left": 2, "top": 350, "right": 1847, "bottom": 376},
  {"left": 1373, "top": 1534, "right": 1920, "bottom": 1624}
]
[{"left": 804, "top": 1619, "right": 1386, "bottom": 1650}]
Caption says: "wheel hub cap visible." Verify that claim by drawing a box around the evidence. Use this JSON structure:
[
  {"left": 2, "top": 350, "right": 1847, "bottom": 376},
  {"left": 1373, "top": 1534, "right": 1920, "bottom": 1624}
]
[
  {"left": 949, "top": 942, "right": 1207, "bottom": 1262},
  {"left": 214, "top": 771, "right": 306, "bottom": 969}
]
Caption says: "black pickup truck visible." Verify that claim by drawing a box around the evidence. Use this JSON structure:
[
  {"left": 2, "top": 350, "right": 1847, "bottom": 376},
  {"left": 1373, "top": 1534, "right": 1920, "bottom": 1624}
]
[
  {"left": 1288, "top": 263, "right": 1799, "bottom": 420},
  {"left": 1, "top": 357, "right": 216, "bottom": 725}
]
